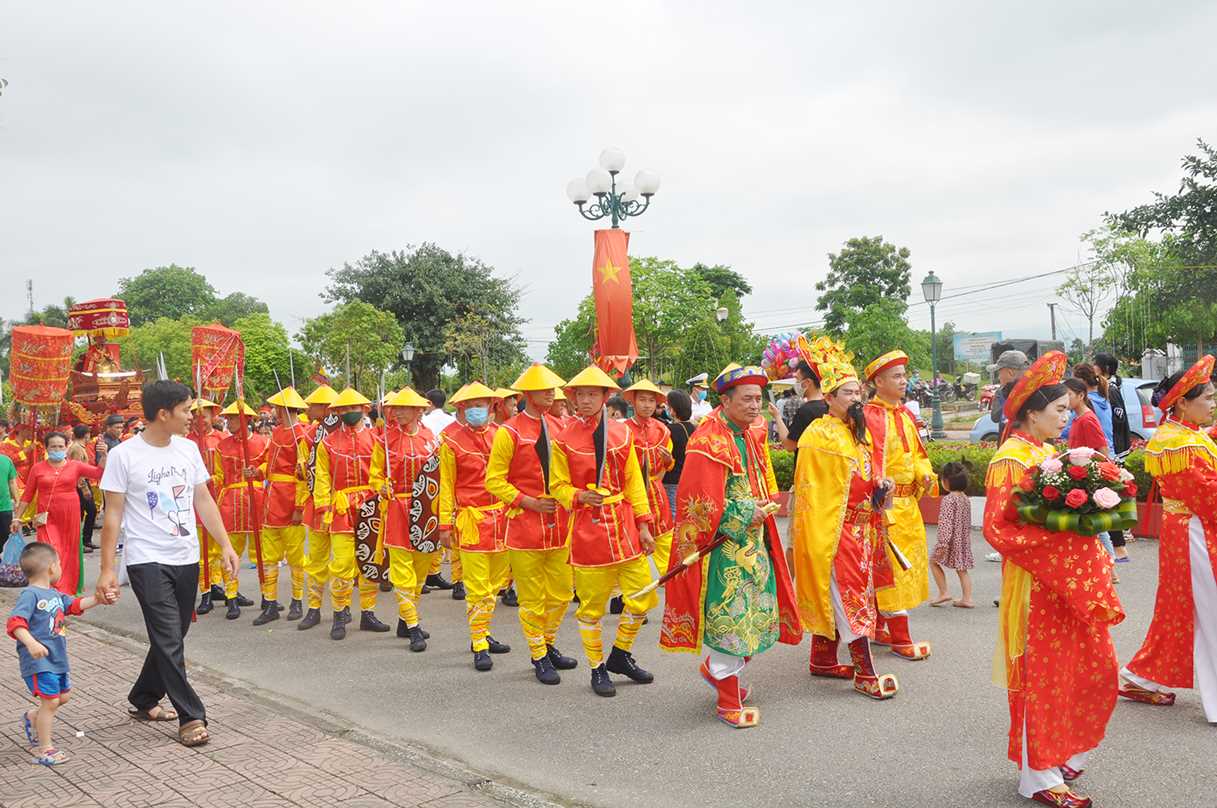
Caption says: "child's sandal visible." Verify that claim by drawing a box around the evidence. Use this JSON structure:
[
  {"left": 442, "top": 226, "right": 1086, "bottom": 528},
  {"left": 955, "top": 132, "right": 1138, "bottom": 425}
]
[
  {"left": 21, "top": 711, "right": 35, "bottom": 746},
  {"left": 32, "top": 747, "right": 68, "bottom": 766}
]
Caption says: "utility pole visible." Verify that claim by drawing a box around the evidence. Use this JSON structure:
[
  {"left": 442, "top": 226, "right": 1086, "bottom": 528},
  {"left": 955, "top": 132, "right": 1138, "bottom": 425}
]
[{"left": 1047, "top": 302, "right": 1058, "bottom": 341}]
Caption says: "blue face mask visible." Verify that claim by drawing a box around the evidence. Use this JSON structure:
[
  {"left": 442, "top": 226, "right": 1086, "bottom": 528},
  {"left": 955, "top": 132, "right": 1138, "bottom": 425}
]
[
  {"left": 48, "top": 449, "right": 67, "bottom": 463},
  {"left": 465, "top": 406, "right": 490, "bottom": 427}
]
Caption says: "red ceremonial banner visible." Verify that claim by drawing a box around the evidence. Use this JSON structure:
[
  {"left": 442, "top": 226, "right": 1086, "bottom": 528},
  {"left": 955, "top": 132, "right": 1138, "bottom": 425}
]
[
  {"left": 191, "top": 324, "right": 245, "bottom": 400},
  {"left": 66, "top": 298, "right": 130, "bottom": 339},
  {"left": 11, "top": 325, "right": 75, "bottom": 407},
  {"left": 591, "top": 228, "right": 638, "bottom": 375}
]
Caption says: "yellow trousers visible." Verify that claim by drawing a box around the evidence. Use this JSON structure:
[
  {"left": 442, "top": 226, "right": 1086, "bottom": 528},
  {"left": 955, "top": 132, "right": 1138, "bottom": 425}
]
[
  {"left": 460, "top": 550, "right": 510, "bottom": 652},
  {"left": 225, "top": 532, "right": 285, "bottom": 601},
  {"left": 262, "top": 525, "right": 305, "bottom": 602},
  {"left": 308, "top": 529, "right": 377, "bottom": 611},
  {"left": 573, "top": 556, "right": 657, "bottom": 667},
  {"left": 508, "top": 547, "right": 573, "bottom": 661},
  {"left": 197, "top": 529, "right": 225, "bottom": 594},
  {"left": 327, "top": 532, "right": 384, "bottom": 611},
  {"left": 428, "top": 547, "right": 463, "bottom": 583},
  {"left": 650, "top": 529, "right": 673, "bottom": 579},
  {"left": 387, "top": 547, "right": 437, "bottom": 628}
]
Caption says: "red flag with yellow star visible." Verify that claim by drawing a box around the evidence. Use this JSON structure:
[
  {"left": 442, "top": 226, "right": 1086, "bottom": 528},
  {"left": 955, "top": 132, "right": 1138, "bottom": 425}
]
[{"left": 591, "top": 228, "right": 638, "bottom": 374}]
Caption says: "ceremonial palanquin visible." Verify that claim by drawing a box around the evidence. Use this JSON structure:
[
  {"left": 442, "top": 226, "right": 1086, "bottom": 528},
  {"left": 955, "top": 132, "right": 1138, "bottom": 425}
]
[{"left": 62, "top": 299, "right": 143, "bottom": 427}]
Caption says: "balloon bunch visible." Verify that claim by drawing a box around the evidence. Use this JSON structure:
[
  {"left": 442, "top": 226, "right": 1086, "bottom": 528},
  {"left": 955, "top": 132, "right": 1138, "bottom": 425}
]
[{"left": 760, "top": 332, "right": 811, "bottom": 380}]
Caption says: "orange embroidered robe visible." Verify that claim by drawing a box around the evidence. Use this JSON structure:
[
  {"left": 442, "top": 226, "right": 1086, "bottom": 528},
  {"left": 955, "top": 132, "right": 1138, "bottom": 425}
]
[
  {"left": 625, "top": 416, "right": 675, "bottom": 539},
  {"left": 438, "top": 422, "right": 507, "bottom": 553},
  {"left": 983, "top": 432, "right": 1124, "bottom": 770},
  {"left": 370, "top": 423, "right": 438, "bottom": 550},
  {"left": 313, "top": 426, "right": 375, "bottom": 535},
  {"left": 213, "top": 432, "right": 269, "bottom": 533},
  {"left": 262, "top": 424, "right": 307, "bottom": 528},
  {"left": 485, "top": 411, "right": 567, "bottom": 551}
]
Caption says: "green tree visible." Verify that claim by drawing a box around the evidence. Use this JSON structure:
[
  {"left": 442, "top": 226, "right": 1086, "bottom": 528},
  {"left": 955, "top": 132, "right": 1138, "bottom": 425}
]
[
  {"left": 118, "top": 265, "right": 218, "bottom": 326},
  {"left": 816, "top": 237, "right": 913, "bottom": 334},
  {"left": 674, "top": 316, "right": 728, "bottom": 393},
  {"left": 843, "top": 300, "right": 929, "bottom": 375},
  {"left": 233, "top": 313, "right": 292, "bottom": 401},
  {"left": 717, "top": 290, "right": 765, "bottom": 368},
  {"left": 325, "top": 245, "right": 526, "bottom": 390},
  {"left": 203, "top": 292, "right": 269, "bottom": 326},
  {"left": 546, "top": 296, "right": 596, "bottom": 380},
  {"left": 297, "top": 301, "right": 404, "bottom": 395},
  {"left": 689, "top": 263, "right": 752, "bottom": 299},
  {"left": 1056, "top": 264, "right": 1116, "bottom": 348},
  {"left": 116, "top": 316, "right": 201, "bottom": 382},
  {"left": 629, "top": 257, "right": 718, "bottom": 381}
]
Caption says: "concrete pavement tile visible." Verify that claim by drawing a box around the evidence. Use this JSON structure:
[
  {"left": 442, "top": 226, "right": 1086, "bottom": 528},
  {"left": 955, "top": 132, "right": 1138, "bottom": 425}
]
[
  {"left": 163, "top": 776, "right": 294, "bottom": 806},
  {"left": 420, "top": 793, "right": 504, "bottom": 808},
  {"left": 205, "top": 742, "right": 300, "bottom": 779},
  {"left": 357, "top": 769, "right": 467, "bottom": 808},
  {"left": 259, "top": 765, "right": 366, "bottom": 802},
  {"left": 0, "top": 773, "right": 101, "bottom": 808},
  {"left": 75, "top": 769, "right": 187, "bottom": 808},
  {"left": 335, "top": 798, "right": 402, "bottom": 808}
]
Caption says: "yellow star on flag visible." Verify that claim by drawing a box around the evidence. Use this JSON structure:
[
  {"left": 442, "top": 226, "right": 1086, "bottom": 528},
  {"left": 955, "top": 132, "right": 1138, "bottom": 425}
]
[{"left": 598, "top": 260, "right": 622, "bottom": 284}]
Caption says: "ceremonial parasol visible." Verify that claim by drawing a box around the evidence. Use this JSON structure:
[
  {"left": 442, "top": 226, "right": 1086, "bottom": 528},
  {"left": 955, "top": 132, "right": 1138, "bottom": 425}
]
[
  {"left": 191, "top": 324, "right": 244, "bottom": 401},
  {"left": 66, "top": 299, "right": 130, "bottom": 339},
  {"left": 11, "top": 325, "right": 75, "bottom": 409}
]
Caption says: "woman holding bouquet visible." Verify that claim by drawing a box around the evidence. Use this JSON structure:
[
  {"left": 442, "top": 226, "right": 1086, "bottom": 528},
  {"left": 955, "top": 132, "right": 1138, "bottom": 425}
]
[
  {"left": 983, "top": 351, "right": 1124, "bottom": 808},
  {"left": 1119, "top": 355, "right": 1217, "bottom": 724}
]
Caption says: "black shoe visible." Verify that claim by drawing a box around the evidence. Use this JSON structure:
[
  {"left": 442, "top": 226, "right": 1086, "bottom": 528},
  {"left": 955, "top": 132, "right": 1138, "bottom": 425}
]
[
  {"left": 286, "top": 599, "right": 303, "bottom": 621},
  {"left": 591, "top": 664, "right": 616, "bottom": 697},
  {"left": 196, "top": 593, "right": 214, "bottom": 615},
  {"left": 360, "top": 611, "right": 390, "bottom": 632},
  {"left": 451, "top": 581, "right": 466, "bottom": 601},
  {"left": 378, "top": 578, "right": 393, "bottom": 592},
  {"left": 83, "top": 543, "right": 95, "bottom": 553},
  {"left": 486, "top": 636, "right": 511, "bottom": 654},
  {"left": 501, "top": 586, "right": 519, "bottom": 607},
  {"left": 609, "top": 595, "right": 624, "bottom": 615},
  {"left": 396, "top": 619, "right": 429, "bottom": 639},
  {"left": 210, "top": 584, "right": 226, "bottom": 602},
  {"left": 473, "top": 650, "right": 493, "bottom": 672},
  {"left": 235, "top": 592, "right": 255, "bottom": 607},
  {"left": 532, "top": 656, "right": 561, "bottom": 685},
  {"left": 252, "top": 602, "right": 280, "bottom": 626},
  {"left": 425, "top": 573, "right": 454, "bottom": 591},
  {"left": 297, "top": 607, "right": 321, "bottom": 630},
  {"left": 606, "top": 645, "right": 654, "bottom": 684},
  {"left": 226, "top": 600, "right": 241, "bottom": 620},
  {"left": 407, "top": 625, "right": 427, "bottom": 652},
  {"left": 259, "top": 597, "right": 285, "bottom": 612},
  {"left": 330, "top": 608, "right": 350, "bottom": 640},
  {"left": 547, "top": 644, "right": 577, "bottom": 670}
]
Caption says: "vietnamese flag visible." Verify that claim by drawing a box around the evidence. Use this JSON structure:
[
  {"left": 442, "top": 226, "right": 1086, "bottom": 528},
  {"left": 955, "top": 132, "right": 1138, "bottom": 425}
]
[{"left": 591, "top": 229, "right": 638, "bottom": 375}]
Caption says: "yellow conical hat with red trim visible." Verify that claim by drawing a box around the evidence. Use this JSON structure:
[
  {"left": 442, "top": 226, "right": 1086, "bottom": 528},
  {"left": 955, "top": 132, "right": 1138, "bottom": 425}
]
[
  {"left": 622, "top": 379, "right": 664, "bottom": 404},
  {"left": 267, "top": 386, "right": 308, "bottom": 410},
  {"left": 329, "top": 387, "right": 372, "bottom": 408},
  {"left": 385, "top": 387, "right": 429, "bottom": 408},
  {"left": 450, "top": 382, "right": 497, "bottom": 405},
  {"left": 221, "top": 400, "right": 258, "bottom": 416},
  {"left": 304, "top": 384, "right": 338, "bottom": 405},
  {"left": 511, "top": 363, "right": 566, "bottom": 392},
  {"left": 565, "top": 365, "right": 620, "bottom": 390}
]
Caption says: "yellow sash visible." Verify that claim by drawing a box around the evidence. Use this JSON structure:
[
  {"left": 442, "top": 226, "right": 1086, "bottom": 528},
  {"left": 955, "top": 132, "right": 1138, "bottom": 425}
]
[
  {"left": 325, "top": 484, "right": 373, "bottom": 527},
  {"left": 992, "top": 561, "right": 1032, "bottom": 689},
  {"left": 455, "top": 501, "right": 505, "bottom": 547}
]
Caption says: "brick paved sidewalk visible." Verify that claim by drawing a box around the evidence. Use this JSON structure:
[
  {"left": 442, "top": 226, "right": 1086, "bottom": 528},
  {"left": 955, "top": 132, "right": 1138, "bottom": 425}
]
[{"left": 0, "top": 619, "right": 525, "bottom": 808}]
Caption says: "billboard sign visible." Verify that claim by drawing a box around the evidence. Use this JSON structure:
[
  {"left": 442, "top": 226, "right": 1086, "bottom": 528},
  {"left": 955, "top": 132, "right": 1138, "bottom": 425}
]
[{"left": 953, "top": 331, "right": 1002, "bottom": 364}]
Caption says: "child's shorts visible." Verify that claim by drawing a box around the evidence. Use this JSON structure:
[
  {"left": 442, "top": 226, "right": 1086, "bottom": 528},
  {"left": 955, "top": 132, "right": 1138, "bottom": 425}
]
[{"left": 23, "top": 672, "right": 71, "bottom": 700}]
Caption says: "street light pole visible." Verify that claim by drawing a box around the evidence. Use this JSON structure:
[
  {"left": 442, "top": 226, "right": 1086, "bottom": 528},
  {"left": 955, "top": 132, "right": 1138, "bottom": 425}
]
[
  {"left": 565, "top": 147, "right": 661, "bottom": 228},
  {"left": 921, "top": 270, "right": 945, "bottom": 440}
]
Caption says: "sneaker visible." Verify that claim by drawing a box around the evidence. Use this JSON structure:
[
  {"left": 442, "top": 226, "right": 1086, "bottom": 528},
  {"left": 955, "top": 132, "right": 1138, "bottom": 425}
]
[
  {"left": 985, "top": 551, "right": 1002, "bottom": 563},
  {"left": 451, "top": 581, "right": 466, "bottom": 601},
  {"left": 407, "top": 625, "right": 427, "bottom": 652},
  {"left": 486, "top": 635, "right": 511, "bottom": 654},
  {"left": 500, "top": 586, "right": 519, "bottom": 607},
  {"left": 425, "top": 573, "right": 454, "bottom": 591},
  {"left": 252, "top": 602, "right": 280, "bottom": 626},
  {"left": 225, "top": 600, "right": 241, "bottom": 620},
  {"left": 532, "top": 656, "right": 561, "bottom": 685},
  {"left": 360, "top": 611, "right": 390, "bottom": 632},
  {"left": 235, "top": 592, "right": 255, "bottom": 607},
  {"left": 286, "top": 599, "right": 303, "bottom": 621},
  {"left": 196, "top": 593, "right": 214, "bottom": 615},
  {"left": 590, "top": 664, "right": 616, "bottom": 697},
  {"left": 297, "top": 608, "right": 321, "bottom": 630},
  {"left": 330, "top": 608, "right": 350, "bottom": 640}
]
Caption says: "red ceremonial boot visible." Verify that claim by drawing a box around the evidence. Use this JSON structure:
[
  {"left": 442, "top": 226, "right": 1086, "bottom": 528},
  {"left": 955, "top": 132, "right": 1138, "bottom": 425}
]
[
  {"left": 1118, "top": 680, "right": 1176, "bottom": 706},
  {"left": 886, "top": 613, "right": 931, "bottom": 660},
  {"left": 872, "top": 612, "right": 892, "bottom": 646},
  {"left": 1031, "top": 787, "right": 1092, "bottom": 807},
  {"left": 699, "top": 658, "right": 758, "bottom": 727},
  {"left": 809, "top": 632, "right": 853, "bottom": 679},
  {"left": 849, "top": 638, "right": 898, "bottom": 700}
]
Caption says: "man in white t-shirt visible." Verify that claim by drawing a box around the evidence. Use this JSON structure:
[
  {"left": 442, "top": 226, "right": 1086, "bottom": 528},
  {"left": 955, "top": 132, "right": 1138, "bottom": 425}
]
[
  {"left": 97, "top": 380, "right": 240, "bottom": 748},
  {"left": 421, "top": 388, "right": 456, "bottom": 436}
]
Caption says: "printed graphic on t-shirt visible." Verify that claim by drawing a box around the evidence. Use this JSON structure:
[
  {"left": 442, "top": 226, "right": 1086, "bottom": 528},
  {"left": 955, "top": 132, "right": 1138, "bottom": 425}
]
[
  {"left": 36, "top": 595, "right": 67, "bottom": 637},
  {"left": 144, "top": 465, "right": 194, "bottom": 537}
]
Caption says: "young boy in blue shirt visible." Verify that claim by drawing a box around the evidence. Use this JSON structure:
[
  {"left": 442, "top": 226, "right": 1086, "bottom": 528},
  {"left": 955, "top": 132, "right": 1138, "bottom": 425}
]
[{"left": 6, "top": 541, "right": 104, "bottom": 765}]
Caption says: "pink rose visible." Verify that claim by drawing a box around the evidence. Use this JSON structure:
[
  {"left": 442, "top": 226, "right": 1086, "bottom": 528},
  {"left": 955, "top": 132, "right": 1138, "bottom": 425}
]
[
  {"left": 1040, "top": 457, "right": 1063, "bottom": 474},
  {"left": 1093, "top": 487, "right": 1121, "bottom": 509},
  {"left": 1064, "top": 488, "right": 1089, "bottom": 509},
  {"left": 1118, "top": 467, "right": 1135, "bottom": 482},
  {"left": 1067, "top": 447, "right": 1096, "bottom": 465}
]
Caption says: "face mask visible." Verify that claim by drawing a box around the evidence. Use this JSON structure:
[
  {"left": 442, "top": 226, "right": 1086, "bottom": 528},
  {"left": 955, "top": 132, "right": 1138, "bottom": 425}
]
[
  {"left": 48, "top": 450, "right": 67, "bottom": 462},
  {"left": 340, "top": 411, "right": 364, "bottom": 427},
  {"left": 465, "top": 406, "right": 489, "bottom": 427}
]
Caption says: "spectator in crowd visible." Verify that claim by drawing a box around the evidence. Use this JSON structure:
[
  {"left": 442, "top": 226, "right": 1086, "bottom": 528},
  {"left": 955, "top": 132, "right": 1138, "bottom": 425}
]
[
  {"left": 662, "top": 390, "right": 694, "bottom": 523},
  {"left": 606, "top": 396, "right": 629, "bottom": 421},
  {"left": 1094, "top": 352, "right": 1132, "bottom": 562},
  {"left": 686, "top": 373, "right": 713, "bottom": 423},
  {"left": 422, "top": 388, "right": 456, "bottom": 435},
  {"left": 987, "top": 350, "right": 1029, "bottom": 438},
  {"left": 67, "top": 425, "right": 99, "bottom": 552}
]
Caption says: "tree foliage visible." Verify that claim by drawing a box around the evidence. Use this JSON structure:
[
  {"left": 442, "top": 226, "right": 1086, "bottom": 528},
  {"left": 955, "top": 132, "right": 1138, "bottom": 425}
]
[
  {"left": 232, "top": 313, "right": 294, "bottom": 401},
  {"left": 1056, "top": 264, "right": 1116, "bottom": 347},
  {"left": 297, "top": 301, "right": 404, "bottom": 395},
  {"left": 118, "top": 265, "right": 218, "bottom": 326},
  {"left": 842, "top": 299, "right": 929, "bottom": 374},
  {"left": 816, "top": 237, "right": 913, "bottom": 334},
  {"left": 203, "top": 292, "right": 270, "bottom": 326},
  {"left": 689, "top": 263, "right": 752, "bottom": 299},
  {"left": 116, "top": 316, "right": 202, "bottom": 384},
  {"left": 325, "top": 245, "right": 526, "bottom": 390}
]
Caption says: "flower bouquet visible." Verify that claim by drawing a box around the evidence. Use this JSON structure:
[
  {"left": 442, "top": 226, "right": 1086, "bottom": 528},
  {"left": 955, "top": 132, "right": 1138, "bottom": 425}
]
[{"left": 1014, "top": 447, "right": 1139, "bottom": 535}]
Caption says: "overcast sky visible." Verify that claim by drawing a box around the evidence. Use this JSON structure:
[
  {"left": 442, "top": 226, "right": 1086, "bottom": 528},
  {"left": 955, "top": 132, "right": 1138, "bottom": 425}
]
[{"left": 3, "top": 1, "right": 1215, "bottom": 359}]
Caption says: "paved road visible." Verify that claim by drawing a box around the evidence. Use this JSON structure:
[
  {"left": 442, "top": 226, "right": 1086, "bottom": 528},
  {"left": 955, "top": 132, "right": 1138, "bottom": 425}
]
[{"left": 76, "top": 526, "right": 1215, "bottom": 808}]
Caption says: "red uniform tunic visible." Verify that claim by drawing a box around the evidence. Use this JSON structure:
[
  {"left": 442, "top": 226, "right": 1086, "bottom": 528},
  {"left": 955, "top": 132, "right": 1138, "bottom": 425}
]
[
  {"left": 22, "top": 460, "right": 103, "bottom": 595},
  {"left": 188, "top": 428, "right": 222, "bottom": 521},
  {"left": 262, "top": 424, "right": 306, "bottom": 528},
  {"left": 372, "top": 423, "right": 438, "bottom": 549},
  {"left": 486, "top": 411, "right": 567, "bottom": 550},
  {"left": 624, "top": 416, "right": 674, "bottom": 538},
  {"left": 1, "top": 439, "right": 31, "bottom": 483},
  {"left": 214, "top": 432, "right": 268, "bottom": 533},
  {"left": 314, "top": 425, "right": 375, "bottom": 535},
  {"left": 438, "top": 421, "right": 506, "bottom": 552}
]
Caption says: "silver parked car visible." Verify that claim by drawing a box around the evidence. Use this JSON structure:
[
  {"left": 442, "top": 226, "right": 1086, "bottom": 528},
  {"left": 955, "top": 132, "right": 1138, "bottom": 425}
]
[{"left": 969, "top": 377, "right": 1159, "bottom": 446}]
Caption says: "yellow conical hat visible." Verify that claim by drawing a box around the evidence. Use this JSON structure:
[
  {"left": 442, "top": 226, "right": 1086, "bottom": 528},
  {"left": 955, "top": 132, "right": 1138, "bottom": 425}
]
[
  {"left": 221, "top": 400, "right": 258, "bottom": 416},
  {"left": 304, "top": 384, "right": 338, "bottom": 405},
  {"left": 386, "top": 387, "right": 429, "bottom": 408},
  {"left": 511, "top": 363, "right": 566, "bottom": 392},
  {"left": 267, "top": 386, "right": 308, "bottom": 410},
  {"left": 191, "top": 398, "right": 220, "bottom": 412},
  {"left": 493, "top": 387, "right": 518, "bottom": 399},
  {"left": 565, "top": 365, "right": 620, "bottom": 390},
  {"left": 329, "top": 387, "right": 372, "bottom": 408},
  {"left": 450, "top": 382, "right": 497, "bottom": 405},
  {"left": 622, "top": 379, "right": 663, "bottom": 404},
  {"left": 553, "top": 387, "right": 567, "bottom": 401}
]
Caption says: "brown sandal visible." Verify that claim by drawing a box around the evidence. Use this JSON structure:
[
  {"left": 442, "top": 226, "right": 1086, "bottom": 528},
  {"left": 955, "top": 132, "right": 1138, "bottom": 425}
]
[
  {"left": 128, "top": 705, "right": 178, "bottom": 722},
  {"left": 178, "top": 720, "right": 209, "bottom": 747}
]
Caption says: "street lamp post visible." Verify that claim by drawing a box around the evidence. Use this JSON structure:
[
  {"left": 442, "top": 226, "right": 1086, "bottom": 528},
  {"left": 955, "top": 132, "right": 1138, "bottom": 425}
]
[
  {"left": 565, "top": 147, "right": 660, "bottom": 228},
  {"left": 401, "top": 342, "right": 415, "bottom": 385},
  {"left": 921, "top": 271, "right": 945, "bottom": 439}
]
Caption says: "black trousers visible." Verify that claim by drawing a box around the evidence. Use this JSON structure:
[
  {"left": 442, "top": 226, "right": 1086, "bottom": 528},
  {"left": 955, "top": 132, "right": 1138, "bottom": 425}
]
[
  {"left": 126, "top": 562, "right": 206, "bottom": 725},
  {"left": 78, "top": 488, "right": 97, "bottom": 545},
  {"left": 1108, "top": 529, "right": 1127, "bottom": 549},
  {"left": 0, "top": 510, "right": 11, "bottom": 540}
]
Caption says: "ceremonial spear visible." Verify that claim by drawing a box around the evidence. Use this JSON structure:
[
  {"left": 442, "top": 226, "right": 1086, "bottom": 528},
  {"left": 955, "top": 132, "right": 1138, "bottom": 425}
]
[
  {"left": 195, "top": 361, "right": 212, "bottom": 591},
  {"left": 232, "top": 365, "right": 266, "bottom": 588}
]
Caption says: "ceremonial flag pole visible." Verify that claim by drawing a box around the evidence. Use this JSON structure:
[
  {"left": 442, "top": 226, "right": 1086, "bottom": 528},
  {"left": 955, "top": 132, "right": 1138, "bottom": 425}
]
[
  {"left": 232, "top": 365, "right": 266, "bottom": 587},
  {"left": 194, "top": 361, "right": 212, "bottom": 589}
]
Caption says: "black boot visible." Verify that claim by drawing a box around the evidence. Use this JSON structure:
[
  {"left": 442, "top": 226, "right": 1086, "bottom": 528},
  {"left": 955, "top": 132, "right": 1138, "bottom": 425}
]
[
  {"left": 591, "top": 664, "right": 616, "bottom": 697},
  {"left": 606, "top": 645, "right": 654, "bottom": 684},
  {"left": 225, "top": 599, "right": 241, "bottom": 620},
  {"left": 407, "top": 625, "right": 427, "bottom": 652},
  {"left": 609, "top": 595, "right": 624, "bottom": 615},
  {"left": 210, "top": 584, "right": 226, "bottom": 602},
  {"left": 546, "top": 644, "right": 578, "bottom": 670},
  {"left": 286, "top": 599, "right": 303, "bottom": 621},
  {"left": 360, "top": 611, "right": 390, "bottom": 632},
  {"left": 330, "top": 607, "right": 350, "bottom": 640},
  {"left": 500, "top": 585, "right": 519, "bottom": 607},
  {"left": 397, "top": 619, "right": 429, "bottom": 639},
  {"left": 378, "top": 578, "right": 393, "bottom": 592},
  {"left": 532, "top": 655, "right": 560, "bottom": 685},
  {"left": 260, "top": 597, "right": 285, "bottom": 612},
  {"left": 473, "top": 649, "right": 493, "bottom": 672},
  {"left": 486, "top": 636, "right": 511, "bottom": 654},
  {"left": 297, "top": 607, "right": 321, "bottom": 630},
  {"left": 451, "top": 581, "right": 466, "bottom": 601},
  {"left": 235, "top": 592, "right": 255, "bottom": 607},
  {"left": 425, "top": 573, "right": 454, "bottom": 591},
  {"left": 252, "top": 601, "right": 280, "bottom": 626},
  {"left": 196, "top": 593, "right": 214, "bottom": 615}
]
